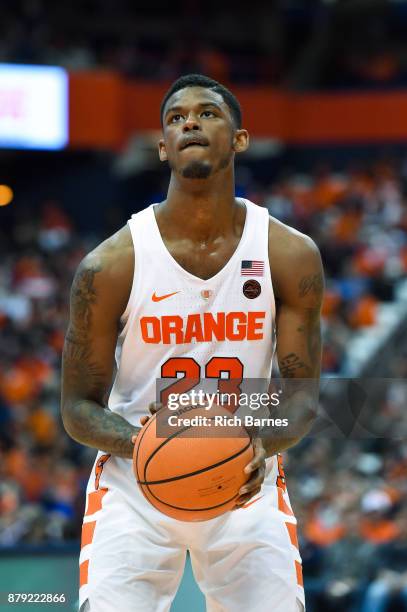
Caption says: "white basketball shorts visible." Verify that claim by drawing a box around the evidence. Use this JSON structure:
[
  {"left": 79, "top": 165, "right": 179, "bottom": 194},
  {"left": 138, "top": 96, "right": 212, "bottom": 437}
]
[{"left": 79, "top": 451, "right": 305, "bottom": 612}]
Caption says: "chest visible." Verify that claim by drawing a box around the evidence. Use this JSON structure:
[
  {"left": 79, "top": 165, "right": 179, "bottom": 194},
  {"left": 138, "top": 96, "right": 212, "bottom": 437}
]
[{"left": 161, "top": 235, "right": 242, "bottom": 280}]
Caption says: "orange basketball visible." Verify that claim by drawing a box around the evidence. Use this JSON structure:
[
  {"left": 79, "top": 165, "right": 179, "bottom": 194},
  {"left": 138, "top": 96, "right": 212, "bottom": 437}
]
[{"left": 133, "top": 403, "right": 254, "bottom": 521}]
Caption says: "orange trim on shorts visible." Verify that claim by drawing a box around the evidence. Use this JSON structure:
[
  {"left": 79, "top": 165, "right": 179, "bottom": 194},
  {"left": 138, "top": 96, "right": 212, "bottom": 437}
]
[
  {"left": 277, "top": 486, "right": 294, "bottom": 516},
  {"left": 85, "top": 488, "right": 108, "bottom": 516},
  {"left": 285, "top": 521, "right": 299, "bottom": 550},
  {"left": 94, "top": 453, "right": 111, "bottom": 490},
  {"left": 79, "top": 559, "right": 89, "bottom": 588},
  {"left": 81, "top": 520, "right": 96, "bottom": 549},
  {"left": 295, "top": 561, "right": 304, "bottom": 587},
  {"left": 80, "top": 487, "right": 108, "bottom": 588}
]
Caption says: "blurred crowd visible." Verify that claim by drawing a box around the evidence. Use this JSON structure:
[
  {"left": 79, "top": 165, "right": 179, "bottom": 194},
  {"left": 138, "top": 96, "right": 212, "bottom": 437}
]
[
  {"left": 289, "top": 429, "right": 407, "bottom": 612},
  {"left": 0, "top": 155, "right": 406, "bottom": 611},
  {"left": 3, "top": 0, "right": 407, "bottom": 89},
  {"left": 256, "top": 157, "right": 407, "bottom": 374}
]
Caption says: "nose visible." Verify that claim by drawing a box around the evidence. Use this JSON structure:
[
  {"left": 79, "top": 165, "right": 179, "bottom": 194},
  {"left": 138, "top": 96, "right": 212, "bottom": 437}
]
[{"left": 183, "top": 112, "right": 201, "bottom": 132}]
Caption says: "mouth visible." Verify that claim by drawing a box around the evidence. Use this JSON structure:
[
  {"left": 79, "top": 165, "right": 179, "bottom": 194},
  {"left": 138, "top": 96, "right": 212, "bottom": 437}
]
[{"left": 180, "top": 139, "right": 209, "bottom": 150}]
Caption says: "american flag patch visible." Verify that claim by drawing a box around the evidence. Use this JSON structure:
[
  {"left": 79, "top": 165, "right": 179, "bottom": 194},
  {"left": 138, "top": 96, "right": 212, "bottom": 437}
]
[{"left": 241, "top": 260, "right": 264, "bottom": 276}]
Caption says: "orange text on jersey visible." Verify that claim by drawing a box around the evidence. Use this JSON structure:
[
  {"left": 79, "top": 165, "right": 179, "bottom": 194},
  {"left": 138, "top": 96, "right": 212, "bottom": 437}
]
[{"left": 140, "top": 312, "right": 266, "bottom": 344}]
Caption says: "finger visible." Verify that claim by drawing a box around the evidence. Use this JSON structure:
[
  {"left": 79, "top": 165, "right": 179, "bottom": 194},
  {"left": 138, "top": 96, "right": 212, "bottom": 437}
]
[
  {"left": 148, "top": 402, "right": 163, "bottom": 415},
  {"left": 244, "top": 451, "right": 266, "bottom": 474},
  {"left": 242, "top": 467, "right": 266, "bottom": 489},
  {"left": 239, "top": 470, "right": 264, "bottom": 496},
  {"left": 140, "top": 416, "right": 149, "bottom": 426},
  {"left": 240, "top": 461, "right": 266, "bottom": 492},
  {"left": 131, "top": 435, "right": 138, "bottom": 444},
  {"left": 236, "top": 489, "right": 261, "bottom": 505},
  {"left": 236, "top": 486, "right": 261, "bottom": 504},
  {"left": 242, "top": 467, "right": 260, "bottom": 488},
  {"left": 235, "top": 487, "right": 262, "bottom": 507}
]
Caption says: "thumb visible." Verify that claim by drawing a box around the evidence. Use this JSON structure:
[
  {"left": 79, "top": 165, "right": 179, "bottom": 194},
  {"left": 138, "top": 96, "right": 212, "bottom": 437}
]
[{"left": 148, "top": 402, "right": 163, "bottom": 415}]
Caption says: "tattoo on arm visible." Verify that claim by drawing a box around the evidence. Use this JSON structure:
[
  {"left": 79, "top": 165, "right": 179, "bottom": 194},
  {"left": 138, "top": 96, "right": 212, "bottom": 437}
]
[
  {"left": 298, "top": 273, "right": 323, "bottom": 298},
  {"left": 63, "top": 263, "right": 106, "bottom": 398},
  {"left": 65, "top": 400, "right": 138, "bottom": 458},
  {"left": 280, "top": 353, "right": 311, "bottom": 377},
  {"left": 306, "top": 311, "right": 321, "bottom": 371},
  {"left": 72, "top": 266, "right": 98, "bottom": 328},
  {"left": 279, "top": 306, "right": 321, "bottom": 378},
  {"left": 62, "top": 261, "right": 138, "bottom": 458}
]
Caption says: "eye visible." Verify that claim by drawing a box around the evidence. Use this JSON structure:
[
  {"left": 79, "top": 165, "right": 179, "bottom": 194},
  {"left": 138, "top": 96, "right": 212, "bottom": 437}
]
[
  {"left": 170, "top": 114, "right": 183, "bottom": 123},
  {"left": 201, "top": 110, "right": 215, "bottom": 118}
]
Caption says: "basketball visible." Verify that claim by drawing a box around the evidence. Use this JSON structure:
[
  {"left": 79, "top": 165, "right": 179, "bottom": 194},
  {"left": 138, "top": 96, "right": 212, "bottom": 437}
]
[{"left": 133, "top": 403, "right": 254, "bottom": 521}]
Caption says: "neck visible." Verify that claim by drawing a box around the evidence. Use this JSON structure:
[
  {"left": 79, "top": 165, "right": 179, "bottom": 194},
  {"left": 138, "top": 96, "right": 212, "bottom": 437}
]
[{"left": 160, "top": 169, "right": 238, "bottom": 241}]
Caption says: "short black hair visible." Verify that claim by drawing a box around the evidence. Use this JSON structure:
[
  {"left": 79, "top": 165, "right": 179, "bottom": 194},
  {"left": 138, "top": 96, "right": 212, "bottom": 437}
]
[{"left": 160, "top": 74, "right": 242, "bottom": 129}]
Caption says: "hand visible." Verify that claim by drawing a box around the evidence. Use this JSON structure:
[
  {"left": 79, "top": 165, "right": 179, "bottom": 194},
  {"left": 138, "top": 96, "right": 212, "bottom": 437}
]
[
  {"left": 131, "top": 402, "right": 163, "bottom": 445},
  {"left": 234, "top": 438, "right": 266, "bottom": 508}
]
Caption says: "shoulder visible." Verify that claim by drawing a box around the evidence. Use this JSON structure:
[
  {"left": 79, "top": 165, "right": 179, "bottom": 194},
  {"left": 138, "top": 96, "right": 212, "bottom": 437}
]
[
  {"left": 268, "top": 215, "right": 320, "bottom": 263},
  {"left": 72, "top": 224, "right": 134, "bottom": 315},
  {"left": 267, "top": 215, "right": 324, "bottom": 302},
  {"left": 78, "top": 224, "right": 133, "bottom": 278}
]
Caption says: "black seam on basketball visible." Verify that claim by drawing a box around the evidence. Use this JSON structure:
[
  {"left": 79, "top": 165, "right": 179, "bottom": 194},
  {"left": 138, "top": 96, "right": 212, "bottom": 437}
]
[
  {"left": 142, "top": 424, "right": 191, "bottom": 484},
  {"left": 142, "top": 414, "right": 249, "bottom": 483},
  {"left": 137, "top": 412, "right": 220, "bottom": 482},
  {"left": 139, "top": 439, "right": 252, "bottom": 485}
]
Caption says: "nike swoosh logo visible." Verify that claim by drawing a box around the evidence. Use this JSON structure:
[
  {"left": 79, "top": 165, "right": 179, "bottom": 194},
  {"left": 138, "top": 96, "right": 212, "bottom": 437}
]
[
  {"left": 241, "top": 495, "right": 264, "bottom": 509},
  {"left": 152, "top": 291, "right": 180, "bottom": 302}
]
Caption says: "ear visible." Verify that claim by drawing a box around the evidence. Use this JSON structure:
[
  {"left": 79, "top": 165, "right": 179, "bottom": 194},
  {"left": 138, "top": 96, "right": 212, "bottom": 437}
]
[
  {"left": 232, "top": 129, "right": 249, "bottom": 154},
  {"left": 158, "top": 139, "right": 167, "bottom": 162}
]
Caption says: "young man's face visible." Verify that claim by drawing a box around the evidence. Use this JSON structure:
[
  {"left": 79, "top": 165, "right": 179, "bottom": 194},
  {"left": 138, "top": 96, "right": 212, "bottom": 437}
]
[{"left": 159, "top": 86, "right": 248, "bottom": 179}]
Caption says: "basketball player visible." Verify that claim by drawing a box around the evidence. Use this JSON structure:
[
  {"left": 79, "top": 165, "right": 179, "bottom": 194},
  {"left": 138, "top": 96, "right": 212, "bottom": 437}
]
[{"left": 61, "top": 74, "right": 323, "bottom": 612}]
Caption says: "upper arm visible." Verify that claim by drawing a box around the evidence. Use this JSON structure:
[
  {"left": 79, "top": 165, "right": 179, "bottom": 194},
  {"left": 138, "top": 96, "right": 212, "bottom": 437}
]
[
  {"left": 61, "top": 232, "right": 133, "bottom": 416},
  {"left": 269, "top": 222, "right": 324, "bottom": 379}
]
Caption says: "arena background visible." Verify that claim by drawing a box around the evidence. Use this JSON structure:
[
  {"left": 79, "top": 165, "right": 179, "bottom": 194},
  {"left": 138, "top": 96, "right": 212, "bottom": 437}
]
[{"left": 0, "top": 1, "right": 406, "bottom": 611}]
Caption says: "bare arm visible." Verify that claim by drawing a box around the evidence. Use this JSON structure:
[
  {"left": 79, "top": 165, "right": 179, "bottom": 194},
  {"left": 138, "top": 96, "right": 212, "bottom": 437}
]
[
  {"left": 61, "top": 228, "right": 138, "bottom": 458},
  {"left": 235, "top": 223, "right": 324, "bottom": 506},
  {"left": 263, "top": 223, "right": 324, "bottom": 456}
]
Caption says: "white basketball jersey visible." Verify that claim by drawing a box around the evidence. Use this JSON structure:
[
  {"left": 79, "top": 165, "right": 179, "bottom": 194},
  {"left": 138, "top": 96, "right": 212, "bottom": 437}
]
[
  {"left": 81, "top": 201, "right": 305, "bottom": 611},
  {"left": 108, "top": 198, "right": 276, "bottom": 426}
]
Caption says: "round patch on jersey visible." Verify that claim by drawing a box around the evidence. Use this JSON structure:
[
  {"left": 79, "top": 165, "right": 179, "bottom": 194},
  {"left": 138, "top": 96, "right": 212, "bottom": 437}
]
[{"left": 243, "top": 279, "right": 261, "bottom": 299}]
